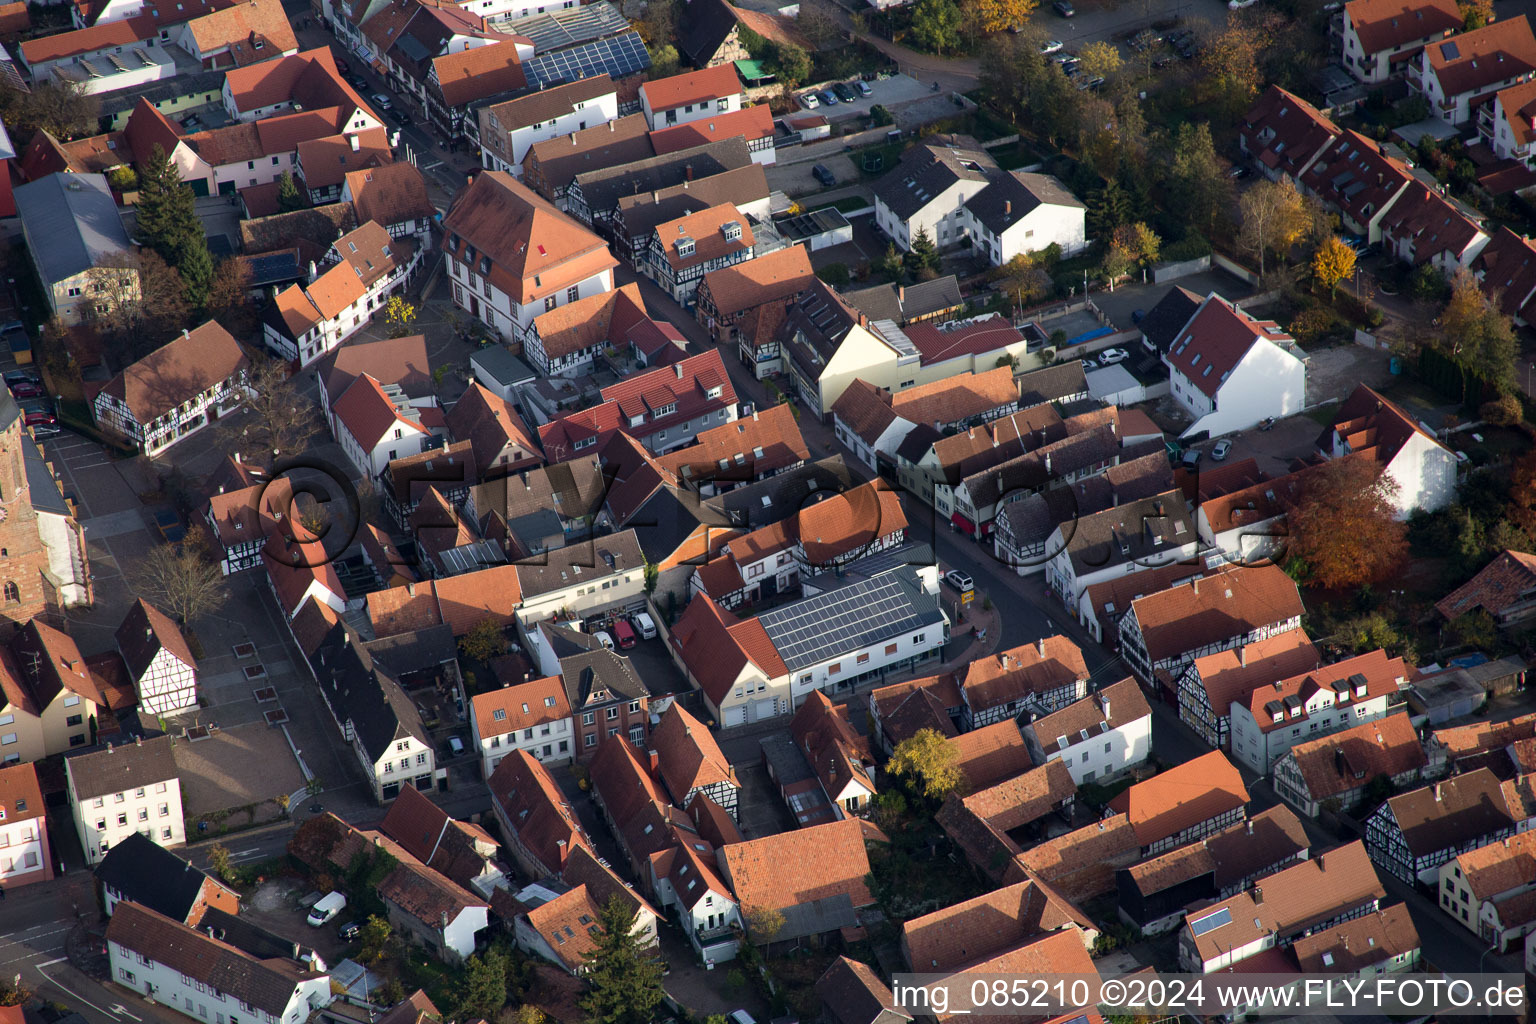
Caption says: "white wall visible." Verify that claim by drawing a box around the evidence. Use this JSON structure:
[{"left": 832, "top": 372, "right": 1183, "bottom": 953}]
[
  {"left": 483, "top": 91, "right": 620, "bottom": 175},
  {"left": 1383, "top": 432, "right": 1457, "bottom": 519},
  {"left": 72, "top": 776, "right": 184, "bottom": 866},
  {"left": 1229, "top": 692, "right": 1392, "bottom": 774},
  {"left": 1177, "top": 339, "right": 1306, "bottom": 439},
  {"left": 0, "top": 814, "right": 46, "bottom": 882},
  {"left": 1044, "top": 714, "right": 1151, "bottom": 784},
  {"left": 109, "top": 941, "right": 331, "bottom": 1024},
  {"left": 137, "top": 648, "right": 198, "bottom": 717},
  {"left": 642, "top": 91, "right": 742, "bottom": 131}
]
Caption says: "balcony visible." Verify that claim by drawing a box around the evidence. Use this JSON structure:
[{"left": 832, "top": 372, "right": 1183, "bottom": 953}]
[{"left": 695, "top": 923, "right": 738, "bottom": 945}]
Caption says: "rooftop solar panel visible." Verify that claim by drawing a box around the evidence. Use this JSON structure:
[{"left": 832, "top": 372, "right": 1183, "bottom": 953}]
[
  {"left": 757, "top": 570, "right": 939, "bottom": 670},
  {"left": 1190, "top": 907, "right": 1232, "bottom": 936}
]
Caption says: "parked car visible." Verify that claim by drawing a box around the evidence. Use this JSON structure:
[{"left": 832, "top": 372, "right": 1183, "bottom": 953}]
[
  {"left": 613, "top": 618, "right": 637, "bottom": 649},
  {"left": 338, "top": 922, "right": 361, "bottom": 942},
  {"left": 448, "top": 736, "right": 465, "bottom": 756},
  {"left": 372, "top": 92, "right": 393, "bottom": 110},
  {"left": 594, "top": 630, "right": 615, "bottom": 651},
  {"left": 634, "top": 611, "right": 658, "bottom": 639},
  {"left": 855, "top": 79, "right": 873, "bottom": 97},
  {"left": 818, "top": 89, "right": 839, "bottom": 105},
  {"left": 1229, "top": 165, "right": 1250, "bottom": 178},
  {"left": 1088, "top": 76, "right": 1107, "bottom": 90},
  {"left": 22, "top": 410, "right": 55, "bottom": 427},
  {"left": 812, "top": 163, "right": 837, "bottom": 187},
  {"left": 833, "top": 81, "right": 856, "bottom": 102},
  {"left": 308, "top": 893, "right": 347, "bottom": 926},
  {"left": 1151, "top": 56, "right": 1173, "bottom": 69},
  {"left": 1212, "top": 439, "right": 1233, "bottom": 461},
  {"left": 1053, "top": 0, "right": 1075, "bottom": 15},
  {"left": 1079, "top": 355, "right": 1098, "bottom": 369},
  {"left": 3, "top": 370, "right": 37, "bottom": 386},
  {"left": 800, "top": 91, "right": 820, "bottom": 109},
  {"left": 1039, "top": 39, "right": 1063, "bottom": 53},
  {"left": 8, "top": 381, "right": 44, "bottom": 398},
  {"left": 1181, "top": 449, "right": 1202, "bottom": 469},
  {"left": 944, "top": 569, "right": 974, "bottom": 592},
  {"left": 1097, "top": 347, "right": 1129, "bottom": 364}
]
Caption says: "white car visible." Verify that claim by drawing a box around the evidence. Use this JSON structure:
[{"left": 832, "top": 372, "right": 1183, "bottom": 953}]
[
  {"left": 944, "top": 569, "right": 974, "bottom": 592},
  {"left": 801, "top": 91, "right": 820, "bottom": 109},
  {"left": 371, "top": 92, "right": 393, "bottom": 110},
  {"left": 1097, "top": 347, "right": 1130, "bottom": 364},
  {"left": 1212, "top": 439, "right": 1233, "bottom": 461},
  {"left": 1040, "top": 39, "right": 1063, "bottom": 54},
  {"left": 594, "top": 631, "right": 615, "bottom": 650}
]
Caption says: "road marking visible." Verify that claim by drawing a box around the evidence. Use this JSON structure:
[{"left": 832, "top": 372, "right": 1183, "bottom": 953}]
[
  {"left": 35, "top": 957, "right": 67, "bottom": 967},
  {"left": 111, "top": 1005, "right": 141, "bottom": 1021},
  {"left": 36, "top": 962, "right": 121, "bottom": 1019}
]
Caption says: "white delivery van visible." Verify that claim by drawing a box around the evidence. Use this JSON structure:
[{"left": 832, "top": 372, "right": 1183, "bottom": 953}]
[
  {"left": 634, "top": 612, "right": 657, "bottom": 640},
  {"left": 307, "top": 892, "right": 347, "bottom": 926}
]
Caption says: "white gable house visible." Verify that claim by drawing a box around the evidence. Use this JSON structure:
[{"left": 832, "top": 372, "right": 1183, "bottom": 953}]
[{"left": 1164, "top": 293, "right": 1307, "bottom": 439}]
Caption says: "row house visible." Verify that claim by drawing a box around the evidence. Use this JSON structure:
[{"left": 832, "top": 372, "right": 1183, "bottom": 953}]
[
  {"left": 93, "top": 322, "right": 251, "bottom": 456},
  {"left": 344, "top": 163, "right": 438, "bottom": 245},
  {"left": 1365, "top": 768, "right": 1536, "bottom": 884},
  {"left": 1175, "top": 626, "right": 1320, "bottom": 750},
  {"left": 96, "top": 831, "right": 239, "bottom": 921},
  {"left": 318, "top": 333, "right": 435, "bottom": 430},
  {"left": 0, "top": 761, "right": 51, "bottom": 887},
  {"left": 524, "top": 282, "right": 657, "bottom": 378},
  {"left": 264, "top": 221, "right": 423, "bottom": 368},
  {"left": 525, "top": 621, "right": 651, "bottom": 761},
  {"left": 639, "top": 64, "right": 743, "bottom": 131},
  {"left": 1473, "top": 228, "right": 1536, "bottom": 328},
  {"left": 670, "top": 593, "right": 791, "bottom": 726},
  {"left": 515, "top": 848, "right": 661, "bottom": 973},
  {"left": 1, "top": 619, "right": 104, "bottom": 765},
  {"left": 357, "top": 0, "right": 509, "bottom": 104},
  {"left": 647, "top": 829, "right": 742, "bottom": 966},
  {"left": 832, "top": 366, "right": 1019, "bottom": 475},
  {"left": 1339, "top": 0, "right": 1461, "bottom": 84},
  {"left": 695, "top": 243, "right": 813, "bottom": 345},
  {"left": 651, "top": 704, "right": 740, "bottom": 818},
  {"left": 510, "top": 530, "right": 648, "bottom": 633},
  {"left": 868, "top": 674, "right": 965, "bottom": 754},
  {"left": 440, "top": 170, "right": 618, "bottom": 344},
  {"left": 655, "top": 404, "right": 808, "bottom": 495},
  {"left": 791, "top": 480, "right": 909, "bottom": 578},
  {"left": 951, "top": 426, "right": 1123, "bottom": 539},
  {"left": 1438, "top": 829, "right": 1536, "bottom": 951},
  {"left": 65, "top": 735, "right": 185, "bottom": 866},
  {"left": 107, "top": 902, "right": 331, "bottom": 1024},
  {"left": 423, "top": 40, "right": 528, "bottom": 142},
  {"left": 468, "top": 674, "right": 573, "bottom": 776},
  {"left": 1116, "top": 805, "right": 1310, "bottom": 936},
  {"left": 789, "top": 692, "right": 877, "bottom": 817},
  {"left": 1484, "top": 78, "right": 1536, "bottom": 165},
  {"left": 1321, "top": 383, "right": 1459, "bottom": 519},
  {"left": 957, "top": 637, "right": 1088, "bottom": 730},
  {"left": 1046, "top": 490, "right": 1201, "bottom": 620},
  {"left": 908, "top": 402, "right": 1068, "bottom": 529},
  {"left": 485, "top": 746, "right": 593, "bottom": 880},
  {"left": 1409, "top": 16, "right": 1536, "bottom": 126},
  {"left": 478, "top": 75, "right": 620, "bottom": 175},
  {"left": 220, "top": 47, "right": 383, "bottom": 130},
  {"left": 1178, "top": 841, "right": 1385, "bottom": 973},
  {"left": 1120, "top": 563, "right": 1306, "bottom": 699},
  {"left": 957, "top": 169, "right": 1087, "bottom": 266},
  {"left": 615, "top": 164, "right": 772, "bottom": 270},
  {"left": 1377, "top": 181, "right": 1489, "bottom": 273},
  {"left": 587, "top": 732, "right": 687, "bottom": 878},
  {"left": 1109, "top": 750, "right": 1249, "bottom": 857},
  {"left": 520, "top": 113, "right": 655, "bottom": 209},
  {"left": 649, "top": 104, "right": 777, "bottom": 166},
  {"left": 1272, "top": 710, "right": 1426, "bottom": 817},
  {"left": 442, "top": 382, "right": 541, "bottom": 482},
  {"left": 378, "top": 440, "right": 477, "bottom": 532},
  {"left": 115, "top": 599, "right": 197, "bottom": 717},
  {"left": 1228, "top": 648, "right": 1408, "bottom": 773},
  {"left": 1019, "top": 677, "right": 1153, "bottom": 786},
  {"left": 645, "top": 202, "right": 754, "bottom": 306},
  {"left": 295, "top": 127, "right": 391, "bottom": 204},
  {"left": 537, "top": 350, "right": 738, "bottom": 460},
  {"left": 1239, "top": 85, "right": 1340, "bottom": 183},
  {"left": 565, "top": 137, "right": 752, "bottom": 234},
  {"left": 1292, "top": 905, "right": 1422, "bottom": 991},
  {"left": 1298, "top": 130, "right": 1414, "bottom": 245}
]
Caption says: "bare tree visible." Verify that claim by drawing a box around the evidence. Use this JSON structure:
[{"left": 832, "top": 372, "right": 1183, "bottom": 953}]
[
  {"left": 133, "top": 528, "right": 228, "bottom": 626},
  {"left": 81, "top": 251, "right": 191, "bottom": 361},
  {"left": 216, "top": 355, "right": 322, "bottom": 463}
]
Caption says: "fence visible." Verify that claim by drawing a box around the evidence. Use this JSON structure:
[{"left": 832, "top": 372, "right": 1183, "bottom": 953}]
[
  {"left": 1212, "top": 252, "right": 1260, "bottom": 286},
  {"left": 1152, "top": 255, "right": 1212, "bottom": 283}
]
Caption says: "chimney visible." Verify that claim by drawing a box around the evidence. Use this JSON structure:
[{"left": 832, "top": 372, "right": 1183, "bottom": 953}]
[
  {"left": 1192, "top": 578, "right": 1199, "bottom": 596},
  {"left": 898, "top": 285, "right": 905, "bottom": 303},
  {"left": 135, "top": 735, "right": 142, "bottom": 747},
  {"left": 1253, "top": 886, "right": 1263, "bottom": 904},
  {"left": 1036, "top": 637, "right": 1046, "bottom": 657},
  {"left": 1435, "top": 783, "right": 1443, "bottom": 802},
  {"left": 1240, "top": 646, "right": 1247, "bottom": 667},
  {"left": 350, "top": 134, "right": 361, "bottom": 153},
  {"left": 685, "top": 163, "right": 694, "bottom": 181},
  {"left": 648, "top": 749, "right": 660, "bottom": 774},
  {"left": 1246, "top": 819, "right": 1254, "bottom": 836},
  {"left": 1005, "top": 199, "right": 1012, "bottom": 216}
]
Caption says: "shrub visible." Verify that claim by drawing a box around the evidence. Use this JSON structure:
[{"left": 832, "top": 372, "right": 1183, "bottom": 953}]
[
  {"left": 1162, "top": 231, "right": 1212, "bottom": 262},
  {"left": 816, "top": 262, "right": 851, "bottom": 287},
  {"left": 870, "top": 104, "right": 895, "bottom": 127},
  {"left": 1480, "top": 393, "right": 1523, "bottom": 426}
]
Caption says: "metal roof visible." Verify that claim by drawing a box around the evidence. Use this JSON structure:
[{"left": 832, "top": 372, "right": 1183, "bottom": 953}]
[
  {"left": 504, "top": 1, "right": 629, "bottom": 52},
  {"left": 15, "top": 173, "right": 131, "bottom": 285},
  {"left": 523, "top": 31, "right": 648, "bottom": 89}
]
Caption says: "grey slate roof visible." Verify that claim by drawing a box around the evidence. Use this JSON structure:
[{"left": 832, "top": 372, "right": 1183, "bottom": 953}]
[
  {"left": 873, "top": 141, "right": 994, "bottom": 222},
  {"left": 471, "top": 346, "right": 536, "bottom": 388},
  {"left": 514, "top": 529, "right": 644, "bottom": 598},
  {"left": 571, "top": 138, "right": 751, "bottom": 218},
  {"left": 66, "top": 735, "right": 178, "bottom": 800},
  {"left": 961, "top": 426, "right": 1119, "bottom": 510},
  {"left": 16, "top": 173, "right": 130, "bottom": 285},
  {"left": 1015, "top": 361, "right": 1089, "bottom": 407},
  {"left": 677, "top": 0, "right": 739, "bottom": 65},
  {"left": 963, "top": 170, "right": 1084, "bottom": 234},
  {"left": 843, "top": 275, "right": 963, "bottom": 324},
  {"left": 539, "top": 622, "right": 648, "bottom": 703},
  {"left": 0, "top": 387, "right": 18, "bottom": 435},
  {"left": 309, "top": 623, "right": 429, "bottom": 761},
  {"left": 1140, "top": 286, "right": 1203, "bottom": 354},
  {"left": 616, "top": 165, "right": 769, "bottom": 243},
  {"left": 703, "top": 455, "right": 857, "bottom": 531},
  {"left": 94, "top": 832, "right": 215, "bottom": 922},
  {"left": 362, "top": 624, "right": 458, "bottom": 676},
  {"left": 22, "top": 439, "right": 67, "bottom": 516},
  {"left": 1063, "top": 489, "right": 1195, "bottom": 576}
]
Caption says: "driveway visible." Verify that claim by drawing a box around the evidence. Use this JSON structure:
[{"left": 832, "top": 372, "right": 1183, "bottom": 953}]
[
  {"left": 1303, "top": 344, "right": 1394, "bottom": 407},
  {"left": 1091, "top": 269, "right": 1256, "bottom": 331},
  {"left": 1184, "top": 415, "right": 1324, "bottom": 478}
]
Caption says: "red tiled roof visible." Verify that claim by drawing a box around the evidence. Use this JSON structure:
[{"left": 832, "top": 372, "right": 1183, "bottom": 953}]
[
  {"left": 1287, "top": 711, "right": 1425, "bottom": 802},
  {"left": 432, "top": 41, "right": 527, "bottom": 108},
  {"left": 471, "top": 676, "right": 570, "bottom": 740},
  {"left": 296, "top": 127, "right": 391, "bottom": 191},
  {"left": 698, "top": 244, "right": 814, "bottom": 319},
  {"left": 669, "top": 592, "right": 786, "bottom": 707},
  {"left": 1107, "top": 750, "right": 1248, "bottom": 846},
  {"left": 1378, "top": 183, "right": 1485, "bottom": 266},
  {"left": 650, "top": 703, "right": 737, "bottom": 801},
  {"left": 946, "top": 720, "right": 1034, "bottom": 791},
  {"left": 1128, "top": 564, "right": 1304, "bottom": 667},
  {"left": 641, "top": 64, "right": 741, "bottom": 112},
  {"left": 798, "top": 480, "right": 907, "bottom": 565},
  {"left": 1473, "top": 227, "right": 1536, "bottom": 322},
  {"left": 1166, "top": 293, "right": 1296, "bottom": 399},
  {"left": 20, "top": 13, "right": 155, "bottom": 63},
  {"left": 1344, "top": 0, "right": 1460, "bottom": 55},
  {"left": 654, "top": 404, "right": 807, "bottom": 485},
  {"left": 651, "top": 202, "right": 754, "bottom": 272},
  {"left": 100, "top": 321, "right": 249, "bottom": 424},
  {"left": 649, "top": 104, "right": 773, "bottom": 155},
  {"left": 1424, "top": 17, "right": 1536, "bottom": 99},
  {"left": 718, "top": 817, "right": 874, "bottom": 916},
  {"left": 1245, "top": 648, "right": 1409, "bottom": 735},
  {"left": 1189, "top": 627, "right": 1320, "bottom": 719},
  {"left": 903, "top": 318, "right": 1026, "bottom": 364},
  {"left": 955, "top": 638, "right": 1087, "bottom": 718},
  {"left": 1300, "top": 130, "right": 1413, "bottom": 232},
  {"left": 486, "top": 749, "right": 589, "bottom": 875},
  {"left": 1240, "top": 85, "right": 1340, "bottom": 178},
  {"left": 331, "top": 374, "right": 422, "bottom": 451}
]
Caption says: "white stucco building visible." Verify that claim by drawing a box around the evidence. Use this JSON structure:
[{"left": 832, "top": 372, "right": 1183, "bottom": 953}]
[
  {"left": 115, "top": 599, "right": 198, "bottom": 717},
  {"left": 468, "top": 676, "right": 575, "bottom": 775},
  {"left": 639, "top": 64, "right": 743, "bottom": 130},
  {"left": 960, "top": 170, "right": 1087, "bottom": 265},
  {"left": 1020, "top": 678, "right": 1152, "bottom": 785},
  {"left": 1165, "top": 292, "right": 1307, "bottom": 440},
  {"left": 478, "top": 76, "right": 620, "bottom": 175},
  {"left": 65, "top": 736, "right": 185, "bottom": 867},
  {"left": 1318, "top": 384, "right": 1458, "bottom": 518}
]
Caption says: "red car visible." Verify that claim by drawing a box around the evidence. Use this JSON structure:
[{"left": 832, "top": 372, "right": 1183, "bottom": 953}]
[
  {"left": 23, "top": 410, "right": 56, "bottom": 426},
  {"left": 8, "top": 382, "right": 43, "bottom": 399}
]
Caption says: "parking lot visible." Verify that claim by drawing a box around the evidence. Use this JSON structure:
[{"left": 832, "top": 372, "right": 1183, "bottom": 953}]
[{"left": 790, "top": 73, "right": 931, "bottom": 122}]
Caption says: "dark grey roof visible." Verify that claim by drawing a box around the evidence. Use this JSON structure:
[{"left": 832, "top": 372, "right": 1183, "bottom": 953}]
[
  {"left": 1140, "top": 286, "right": 1203, "bottom": 354},
  {"left": 97, "top": 68, "right": 225, "bottom": 119},
  {"left": 677, "top": 0, "right": 739, "bottom": 65},
  {"left": 362, "top": 624, "right": 458, "bottom": 676},
  {"left": 95, "top": 833, "right": 215, "bottom": 921},
  {"left": 547, "top": 624, "right": 647, "bottom": 703},
  {"left": 873, "top": 142, "right": 993, "bottom": 222},
  {"left": 1000, "top": 477, "right": 1115, "bottom": 548},
  {"left": 895, "top": 423, "right": 942, "bottom": 465},
  {"left": 962, "top": 426, "right": 1120, "bottom": 510},
  {"left": 816, "top": 957, "right": 911, "bottom": 1024},
  {"left": 1064, "top": 489, "right": 1195, "bottom": 576},
  {"left": 703, "top": 455, "right": 856, "bottom": 531},
  {"left": 628, "top": 485, "right": 705, "bottom": 564},
  {"left": 778, "top": 208, "right": 850, "bottom": 243},
  {"left": 309, "top": 624, "right": 428, "bottom": 761},
  {"left": 513, "top": 529, "right": 644, "bottom": 598},
  {"left": 241, "top": 250, "right": 304, "bottom": 289},
  {"left": 197, "top": 908, "right": 307, "bottom": 963},
  {"left": 16, "top": 173, "right": 131, "bottom": 284},
  {"left": 616, "top": 165, "right": 769, "bottom": 242},
  {"left": 963, "top": 170, "right": 1084, "bottom": 234},
  {"left": 777, "top": 892, "right": 858, "bottom": 942},
  {"left": 760, "top": 734, "right": 816, "bottom": 786},
  {"left": 471, "top": 345, "right": 536, "bottom": 387},
  {"left": 436, "top": 539, "right": 509, "bottom": 576},
  {"left": 22, "top": 439, "right": 67, "bottom": 516},
  {"left": 1016, "top": 361, "right": 1088, "bottom": 407},
  {"left": 506, "top": 509, "right": 565, "bottom": 554},
  {"left": 65, "top": 735, "right": 178, "bottom": 800},
  {"left": 758, "top": 566, "right": 943, "bottom": 671},
  {"left": 843, "top": 275, "right": 963, "bottom": 324},
  {"left": 778, "top": 279, "right": 866, "bottom": 379},
  {"left": 570, "top": 138, "right": 751, "bottom": 218},
  {"left": 1103, "top": 448, "right": 1175, "bottom": 504}
]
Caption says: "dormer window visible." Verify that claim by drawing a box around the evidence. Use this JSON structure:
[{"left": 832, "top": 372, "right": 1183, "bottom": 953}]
[{"left": 676, "top": 237, "right": 696, "bottom": 259}]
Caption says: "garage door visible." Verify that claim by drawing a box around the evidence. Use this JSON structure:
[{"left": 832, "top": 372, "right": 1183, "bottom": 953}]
[{"left": 751, "top": 698, "right": 777, "bottom": 722}]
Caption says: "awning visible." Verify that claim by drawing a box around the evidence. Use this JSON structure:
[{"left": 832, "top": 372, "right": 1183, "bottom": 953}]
[{"left": 950, "top": 513, "right": 975, "bottom": 535}]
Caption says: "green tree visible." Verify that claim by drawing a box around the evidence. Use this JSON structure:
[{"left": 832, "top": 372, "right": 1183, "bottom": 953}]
[
  {"left": 276, "top": 171, "right": 305, "bottom": 212},
  {"left": 357, "top": 915, "right": 392, "bottom": 963},
  {"left": 877, "top": 243, "right": 904, "bottom": 282},
  {"left": 1088, "top": 179, "right": 1133, "bottom": 238},
  {"left": 580, "top": 895, "right": 666, "bottom": 1024},
  {"left": 450, "top": 950, "right": 509, "bottom": 1020},
  {"left": 135, "top": 144, "right": 203, "bottom": 264},
  {"left": 904, "top": 227, "right": 940, "bottom": 275},
  {"left": 1166, "top": 123, "right": 1232, "bottom": 235},
  {"left": 459, "top": 617, "right": 509, "bottom": 663},
  {"left": 207, "top": 842, "right": 233, "bottom": 881},
  {"left": 181, "top": 240, "right": 215, "bottom": 312},
  {"left": 643, "top": 561, "right": 659, "bottom": 595},
  {"left": 888, "top": 727, "right": 963, "bottom": 800},
  {"left": 908, "top": 0, "right": 962, "bottom": 55},
  {"left": 765, "top": 41, "right": 811, "bottom": 88},
  {"left": 384, "top": 294, "right": 418, "bottom": 338},
  {"left": 647, "top": 45, "right": 680, "bottom": 79},
  {"left": 817, "top": 262, "right": 851, "bottom": 287}
]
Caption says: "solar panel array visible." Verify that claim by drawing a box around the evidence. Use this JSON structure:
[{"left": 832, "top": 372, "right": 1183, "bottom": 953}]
[
  {"left": 1189, "top": 906, "right": 1232, "bottom": 937},
  {"left": 508, "top": 1, "right": 631, "bottom": 52},
  {"left": 524, "top": 32, "right": 649, "bottom": 90},
  {"left": 758, "top": 573, "right": 935, "bottom": 671}
]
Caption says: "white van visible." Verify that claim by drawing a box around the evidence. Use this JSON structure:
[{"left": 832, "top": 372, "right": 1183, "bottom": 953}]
[
  {"left": 307, "top": 892, "right": 347, "bottom": 926},
  {"left": 594, "top": 631, "right": 615, "bottom": 650},
  {"left": 634, "top": 612, "right": 657, "bottom": 640}
]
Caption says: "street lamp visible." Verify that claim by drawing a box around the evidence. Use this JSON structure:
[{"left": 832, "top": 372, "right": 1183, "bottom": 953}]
[{"left": 1479, "top": 942, "right": 1499, "bottom": 974}]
